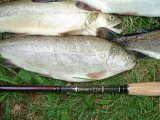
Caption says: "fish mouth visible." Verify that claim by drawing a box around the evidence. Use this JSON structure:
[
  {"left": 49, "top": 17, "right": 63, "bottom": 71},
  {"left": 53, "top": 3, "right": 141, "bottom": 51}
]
[
  {"left": 107, "top": 20, "right": 122, "bottom": 34},
  {"left": 124, "top": 54, "right": 137, "bottom": 70},
  {"left": 97, "top": 20, "right": 122, "bottom": 38},
  {"left": 126, "top": 59, "right": 137, "bottom": 70}
]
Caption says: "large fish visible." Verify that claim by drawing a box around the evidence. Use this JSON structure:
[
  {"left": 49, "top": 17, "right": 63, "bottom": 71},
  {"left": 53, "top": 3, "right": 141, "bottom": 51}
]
[
  {"left": 76, "top": 0, "right": 160, "bottom": 17},
  {"left": 105, "top": 29, "right": 160, "bottom": 59},
  {"left": 0, "top": 0, "right": 122, "bottom": 36},
  {"left": 0, "top": 36, "right": 136, "bottom": 82}
]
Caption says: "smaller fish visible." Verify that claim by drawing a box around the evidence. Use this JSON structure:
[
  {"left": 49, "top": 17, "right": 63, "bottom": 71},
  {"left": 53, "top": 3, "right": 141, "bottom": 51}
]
[
  {"left": 104, "top": 29, "right": 160, "bottom": 59},
  {"left": 0, "top": 1, "right": 122, "bottom": 36},
  {"left": 76, "top": 0, "right": 160, "bottom": 17}
]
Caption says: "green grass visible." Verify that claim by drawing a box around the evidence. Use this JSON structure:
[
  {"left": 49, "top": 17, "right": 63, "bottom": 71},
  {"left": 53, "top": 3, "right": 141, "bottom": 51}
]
[{"left": 0, "top": 13, "right": 160, "bottom": 120}]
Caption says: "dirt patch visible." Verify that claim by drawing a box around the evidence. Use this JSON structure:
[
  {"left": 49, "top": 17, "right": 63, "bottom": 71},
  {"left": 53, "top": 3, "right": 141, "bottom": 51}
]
[{"left": 0, "top": 103, "right": 5, "bottom": 116}]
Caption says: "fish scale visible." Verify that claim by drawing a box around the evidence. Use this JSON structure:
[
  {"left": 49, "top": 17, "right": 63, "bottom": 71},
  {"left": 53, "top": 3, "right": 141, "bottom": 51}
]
[
  {"left": 108, "top": 29, "right": 160, "bottom": 59},
  {"left": 0, "top": 1, "right": 84, "bottom": 17},
  {"left": 0, "top": 36, "right": 136, "bottom": 82}
]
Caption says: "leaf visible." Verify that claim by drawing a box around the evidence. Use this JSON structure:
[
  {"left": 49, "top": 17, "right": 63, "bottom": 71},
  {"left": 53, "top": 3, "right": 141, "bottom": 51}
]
[
  {"left": 0, "top": 93, "right": 9, "bottom": 102},
  {"left": 32, "top": 74, "right": 46, "bottom": 84},
  {"left": 0, "top": 64, "right": 17, "bottom": 75},
  {"left": 5, "top": 102, "right": 11, "bottom": 120},
  {"left": 0, "top": 76, "right": 16, "bottom": 84},
  {"left": 97, "top": 100, "right": 111, "bottom": 105},
  {"left": 17, "top": 70, "right": 34, "bottom": 83},
  {"left": 61, "top": 112, "right": 71, "bottom": 120},
  {"left": 17, "top": 70, "right": 46, "bottom": 84}
]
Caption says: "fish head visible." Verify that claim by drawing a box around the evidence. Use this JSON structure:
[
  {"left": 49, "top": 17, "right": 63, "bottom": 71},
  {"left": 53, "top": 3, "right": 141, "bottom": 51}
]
[
  {"left": 96, "top": 13, "right": 122, "bottom": 34},
  {"left": 106, "top": 44, "right": 136, "bottom": 73}
]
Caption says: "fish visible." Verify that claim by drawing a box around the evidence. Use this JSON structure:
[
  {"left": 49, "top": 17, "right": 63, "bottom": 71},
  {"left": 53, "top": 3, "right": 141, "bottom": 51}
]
[
  {"left": 0, "top": 0, "right": 122, "bottom": 36},
  {"left": 76, "top": 0, "right": 160, "bottom": 17},
  {"left": 105, "top": 29, "right": 160, "bottom": 59},
  {"left": 0, "top": 0, "right": 9, "bottom": 4},
  {"left": 0, "top": 36, "right": 136, "bottom": 82}
]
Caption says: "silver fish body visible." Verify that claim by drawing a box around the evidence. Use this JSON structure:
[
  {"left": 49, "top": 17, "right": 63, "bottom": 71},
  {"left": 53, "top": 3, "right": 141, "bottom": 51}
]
[
  {"left": 109, "top": 29, "right": 160, "bottom": 59},
  {"left": 0, "top": 1, "right": 122, "bottom": 36},
  {"left": 76, "top": 0, "right": 160, "bottom": 17},
  {"left": 0, "top": 36, "right": 136, "bottom": 82},
  {"left": 0, "top": 0, "right": 9, "bottom": 4}
]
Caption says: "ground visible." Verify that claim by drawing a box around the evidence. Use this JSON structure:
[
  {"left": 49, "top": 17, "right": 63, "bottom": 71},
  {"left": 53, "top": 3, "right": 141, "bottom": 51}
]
[{"left": 0, "top": 1, "right": 160, "bottom": 120}]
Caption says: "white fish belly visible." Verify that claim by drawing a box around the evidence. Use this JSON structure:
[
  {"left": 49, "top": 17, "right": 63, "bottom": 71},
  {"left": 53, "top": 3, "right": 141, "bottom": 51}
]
[
  {"left": 78, "top": 0, "right": 160, "bottom": 17},
  {"left": 0, "top": 13, "right": 87, "bottom": 35},
  {"left": 0, "top": 49, "right": 107, "bottom": 82}
]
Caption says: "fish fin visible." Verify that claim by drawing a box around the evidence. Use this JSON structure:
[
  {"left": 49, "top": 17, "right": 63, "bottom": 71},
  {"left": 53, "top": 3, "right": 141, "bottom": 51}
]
[
  {"left": 72, "top": 77, "right": 96, "bottom": 81},
  {"left": 122, "top": 11, "right": 138, "bottom": 16},
  {"left": 39, "top": 73, "right": 52, "bottom": 78},
  {"left": 87, "top": 71, "right": 105, "bottom": 79},
  {"left": 96, "top": 27, "right": 120, "bottom": 40},
  {"left": 2, "top": 59, "right": 19, "bottom": 68},
  {"left": 76, "top": 1, "right": 99, "bottom": 11},
  {"left": 32, "top": 0, "right": 63, "bottom": 3},
  {"left": 59, "top": 29, "right": 86, "bottom": 36}
]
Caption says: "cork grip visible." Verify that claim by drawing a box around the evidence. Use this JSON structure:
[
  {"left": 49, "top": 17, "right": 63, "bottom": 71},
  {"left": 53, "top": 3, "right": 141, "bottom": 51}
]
[{"left": 128, "top": 82, "right": 160, "bottom": 96}]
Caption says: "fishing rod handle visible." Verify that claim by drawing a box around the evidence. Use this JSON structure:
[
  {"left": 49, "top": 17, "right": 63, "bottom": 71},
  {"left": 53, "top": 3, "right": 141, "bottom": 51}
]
[
  {"left": 128, "top": 82, "right": 160, "bottom": 96},
  {"left": 61, "top": 85, "right": 128, "bottom": 93}
]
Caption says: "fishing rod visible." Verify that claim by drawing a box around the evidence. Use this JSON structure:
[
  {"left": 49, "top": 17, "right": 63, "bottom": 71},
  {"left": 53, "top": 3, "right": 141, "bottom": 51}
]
[{"left": 0, "top": 82, "right": 160, "bottom": 96}]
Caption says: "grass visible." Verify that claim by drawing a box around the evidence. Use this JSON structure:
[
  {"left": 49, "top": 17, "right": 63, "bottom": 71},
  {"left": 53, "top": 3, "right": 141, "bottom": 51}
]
[{"left": 0, "top": 2, "right": 160, "bottom": 120}]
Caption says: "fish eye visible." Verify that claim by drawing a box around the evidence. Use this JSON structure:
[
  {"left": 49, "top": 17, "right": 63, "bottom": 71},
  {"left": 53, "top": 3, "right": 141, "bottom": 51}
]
[{"left": 109, "top": 15, "right": 115, "bottom": 21}]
